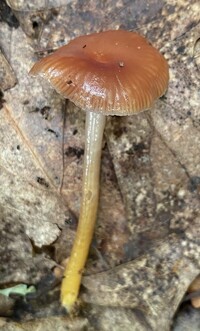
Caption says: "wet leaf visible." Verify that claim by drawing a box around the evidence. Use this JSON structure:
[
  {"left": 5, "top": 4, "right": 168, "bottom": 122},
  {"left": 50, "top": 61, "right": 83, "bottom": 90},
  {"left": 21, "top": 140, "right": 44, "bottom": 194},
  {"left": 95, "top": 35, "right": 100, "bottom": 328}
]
[{"left": 0, "top": 0, "right": 200, "bottom": 330}]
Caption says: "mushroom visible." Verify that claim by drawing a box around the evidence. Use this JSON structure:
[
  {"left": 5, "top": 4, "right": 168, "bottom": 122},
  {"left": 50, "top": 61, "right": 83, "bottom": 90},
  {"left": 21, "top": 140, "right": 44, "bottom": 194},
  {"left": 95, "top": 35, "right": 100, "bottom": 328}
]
[{"left": 30, "top": 30, "right": 169, "bottom": 310}]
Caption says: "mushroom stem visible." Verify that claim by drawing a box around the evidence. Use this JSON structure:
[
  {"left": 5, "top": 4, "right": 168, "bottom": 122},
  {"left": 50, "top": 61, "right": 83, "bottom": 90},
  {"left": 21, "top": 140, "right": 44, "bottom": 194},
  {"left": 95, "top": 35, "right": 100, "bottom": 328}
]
[{"left": 61, "top": 111, "right": 106, "bottom": 310}]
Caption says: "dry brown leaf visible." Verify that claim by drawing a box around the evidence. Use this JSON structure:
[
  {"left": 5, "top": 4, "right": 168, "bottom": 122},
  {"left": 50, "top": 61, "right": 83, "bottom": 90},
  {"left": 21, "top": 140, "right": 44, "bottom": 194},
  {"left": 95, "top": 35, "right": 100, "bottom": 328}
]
[
  {"left": 0, "top": 316, "right": 88, "bottom": 331},
  {"left": 0, "top": 0, "right": 200, "bottom": 330},
  {"left": 0, "top": 49, "right": 17, "bottom": 90}
]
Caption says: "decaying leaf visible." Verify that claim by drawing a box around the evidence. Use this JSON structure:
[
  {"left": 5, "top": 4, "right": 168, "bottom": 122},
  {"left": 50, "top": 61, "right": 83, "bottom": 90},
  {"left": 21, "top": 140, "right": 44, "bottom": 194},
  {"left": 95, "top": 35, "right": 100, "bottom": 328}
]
[
  {"left": 82, "top": 234, "right": 200, "bottom": 329},
  {"left": 0, "top": 316, "right": 89, "bottom": 331},
  {"left": 0, "top": 49, "right": 17, "bottom": 90},
  {"left": 0, "top": 0, "right": 200, "bottom": 330}
]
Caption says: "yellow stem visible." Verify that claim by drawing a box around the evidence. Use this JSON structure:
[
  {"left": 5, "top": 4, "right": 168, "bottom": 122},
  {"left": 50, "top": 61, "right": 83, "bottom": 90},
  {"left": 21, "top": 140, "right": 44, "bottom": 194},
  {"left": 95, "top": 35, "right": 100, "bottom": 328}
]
[{"left": 61, "top": 111, "right": 106, "bottom": 310}]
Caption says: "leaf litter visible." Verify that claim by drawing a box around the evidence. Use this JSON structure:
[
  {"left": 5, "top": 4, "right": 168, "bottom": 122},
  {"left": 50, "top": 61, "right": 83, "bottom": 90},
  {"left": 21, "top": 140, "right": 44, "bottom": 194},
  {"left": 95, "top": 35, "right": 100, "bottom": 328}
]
[{"left": 0, "top": 0, "right": 200, "bottom": 330}]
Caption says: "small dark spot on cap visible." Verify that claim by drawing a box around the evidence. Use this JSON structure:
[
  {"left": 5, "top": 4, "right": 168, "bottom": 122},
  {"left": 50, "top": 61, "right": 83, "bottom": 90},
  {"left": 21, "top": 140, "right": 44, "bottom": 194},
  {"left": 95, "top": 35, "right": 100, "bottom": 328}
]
[
  {"left": 83, "top": 45, "right": 86, "bottom": 48},
  {"left": 187, "top": 111, "right": 192, "bottom": 116},
  {"left": 16, "top": 145, "right": 20, "bottom": 150},
  {"left": 67, "top": 80, "right": 72, "bottom": 84}
]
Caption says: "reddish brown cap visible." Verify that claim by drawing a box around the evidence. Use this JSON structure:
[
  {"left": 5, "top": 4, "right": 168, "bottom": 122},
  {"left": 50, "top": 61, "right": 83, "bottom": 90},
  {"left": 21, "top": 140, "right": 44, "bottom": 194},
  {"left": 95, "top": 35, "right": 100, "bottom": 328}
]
[{"left": 30, "top": 30, "right": 169, "bottom": 115}]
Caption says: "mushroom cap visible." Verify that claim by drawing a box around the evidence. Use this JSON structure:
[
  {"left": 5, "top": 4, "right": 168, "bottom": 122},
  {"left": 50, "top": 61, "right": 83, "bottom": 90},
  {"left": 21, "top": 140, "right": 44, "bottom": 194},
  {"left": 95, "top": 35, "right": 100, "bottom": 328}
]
[{"left": 30, "top": 30, "right": 169, "bottom": 116}]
